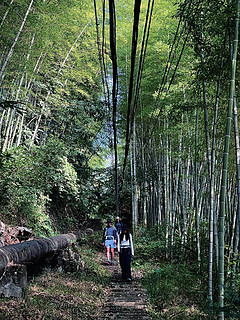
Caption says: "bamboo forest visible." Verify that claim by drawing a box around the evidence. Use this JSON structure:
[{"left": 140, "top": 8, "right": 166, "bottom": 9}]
[{"left": 0, "top": 0, "right": 240, "bottom": 319}]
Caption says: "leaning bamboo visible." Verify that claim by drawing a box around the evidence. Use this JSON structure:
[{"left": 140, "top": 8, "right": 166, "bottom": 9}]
[
  {"left": 0, "top": 0, "right": 14, "bottom": 30},
  {"left": 0, "top": 0, "right": 34, "bottom": 82}
]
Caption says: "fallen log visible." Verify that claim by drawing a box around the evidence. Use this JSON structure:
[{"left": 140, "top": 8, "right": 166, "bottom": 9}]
[{"left": 0, "top": 232, "right": 81, "bottom": 278}]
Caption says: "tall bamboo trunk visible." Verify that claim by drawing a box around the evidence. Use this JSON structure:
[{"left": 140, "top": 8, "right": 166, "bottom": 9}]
[
  {"left": 141, "top": 104, "right": 147, "bottom": 226},
  {"left": 157, "top": 145, "right": 163, "bottom": 228},
  {"left": 131, "top": 118, "right": 138, "bottom": 231},
  {"left": 164, "top": 119, "right": 170, "bottom": 259},
  {"left": 171, "top": 130, "right": 182, "bottom": 260},
  {"left": 218, "top": 1, "right": 240, "bottom": 318},
  {"left": 232, "top": 96, "right": 240, "bottom": 289},
  {"left": 194, "top": 107, "right": 201, "bottom": 270},
  {"left": 208, "top": 56, "right": 223, "bottom": 303}
]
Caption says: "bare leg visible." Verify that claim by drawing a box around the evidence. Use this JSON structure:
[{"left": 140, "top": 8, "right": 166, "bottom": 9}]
[
  {"left": 106, "top": 246, "right": 110, "bottom": 261},
  {"left": 111, "top": 248, "right": 115, "bottom": 261}
]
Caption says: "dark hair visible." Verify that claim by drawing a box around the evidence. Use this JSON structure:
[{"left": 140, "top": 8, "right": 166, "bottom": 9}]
[{"left": 120, "top": 230, "right": 129, "bottom": 241}]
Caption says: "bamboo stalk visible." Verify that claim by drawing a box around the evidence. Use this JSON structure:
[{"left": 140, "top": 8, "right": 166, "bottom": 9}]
[
  {"left": 0, "top": 0, "right": 34, "bottom": 83},
  {"left": 218, "top": 1, "right": 240, "bottom": 317}
]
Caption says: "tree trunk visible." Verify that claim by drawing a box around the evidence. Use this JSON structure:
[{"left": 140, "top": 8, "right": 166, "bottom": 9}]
[
  {"left": 209, "top": 56, "right": 223, "bottom": 303},
  {"left": 232, "top": 95, "right": 240, "bottom": 289},
  {"left": 0, "top": 232, "right": 81, "bottom": 277},
  {"left": 218, "top": 1, "right": 240, "bottom": 317},
  {"left": 109, "top": 0, "right": 119, "bottom": 216},
  {"left": 194, "top": 107, "right": 201, "bottom": 270},
  {"left": 132, "top": 118, "right": 138, "bottom": 231},
  {"left": 164, "top": 119, "right": 170, "bottom": 258}
]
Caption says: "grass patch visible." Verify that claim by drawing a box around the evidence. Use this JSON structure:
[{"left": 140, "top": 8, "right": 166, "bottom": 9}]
[
  {"left": 0, "top": 270, "right": 103, "bottom": 319},
  {"left": 142, "top": 263, "right": 208, "bottom": 319},
  {"left": 132, "top": 227, "right": 240, "bottom": 319},
  {"left": 0, "top": 234, "right": 108, "bottom": 320},
  {"left": 133, "top": 228, "right": 209, "bottom": 319}
]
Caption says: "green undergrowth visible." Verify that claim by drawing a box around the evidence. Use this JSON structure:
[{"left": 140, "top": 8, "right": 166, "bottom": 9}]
[
  {"left": 78, "top": 232, "right": 111, "bottom": 285},
  {"left": 133, "top": 227, "right": 240, "bottom": 319},
  {"left": 0, "top": 234, "right": 109, "bottom": 320},
  {"left": 141, "top": 263, "right": 208, "bottom": 319},
  {"left": 133, "top": 228, "right": 209, "bottom": 319}
]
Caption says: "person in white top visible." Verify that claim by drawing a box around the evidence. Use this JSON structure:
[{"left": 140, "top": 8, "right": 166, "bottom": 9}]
[{"left": 117, "top": 224, "right": 134, "bottom": 281}]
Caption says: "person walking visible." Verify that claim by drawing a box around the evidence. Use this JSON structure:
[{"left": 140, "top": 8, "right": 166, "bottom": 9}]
[
  {"left": 115, "top": 216, "right": 123, "bottom": 234},
  {"left": 117, "top": 224, "right": 134, "bottom": 281},
  {"left": 102, "top": 218, "right": 117, "bottom": 265}
]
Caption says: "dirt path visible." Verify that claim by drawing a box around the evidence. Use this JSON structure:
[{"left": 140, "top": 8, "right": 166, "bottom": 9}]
[{"left": 99, "top": 256, "right": 150, "bottom": 320}]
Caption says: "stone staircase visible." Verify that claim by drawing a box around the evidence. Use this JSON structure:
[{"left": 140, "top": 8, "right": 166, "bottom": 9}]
[{"left": 100, "top": 263, "right": 150, "bottom": 319}]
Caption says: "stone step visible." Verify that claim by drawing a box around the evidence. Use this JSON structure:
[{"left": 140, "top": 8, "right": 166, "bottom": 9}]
[
  {"left": 106, "top": 298, "right": 148, "bottom": 303},
  {"left": 100, "top": 316, "right": 150, "bottom": 319},
  {"left": 102, "top": 313, "right": 149, "bottom": 317},
  {"left": 100, "top": 314, "right": 150, "bottom": 319},
  {"left": 100, "top": 255, "right": 150, "bottom": 319}
]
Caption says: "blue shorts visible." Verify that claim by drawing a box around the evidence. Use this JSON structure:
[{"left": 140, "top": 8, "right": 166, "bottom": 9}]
[{"left": 105, "top": 239, "right": 116, "bottom": 248}]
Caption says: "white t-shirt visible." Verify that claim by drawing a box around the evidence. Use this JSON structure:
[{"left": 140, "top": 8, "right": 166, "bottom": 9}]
[{"left": 117, "top": 233, "right": 134, "bottom": 255}]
